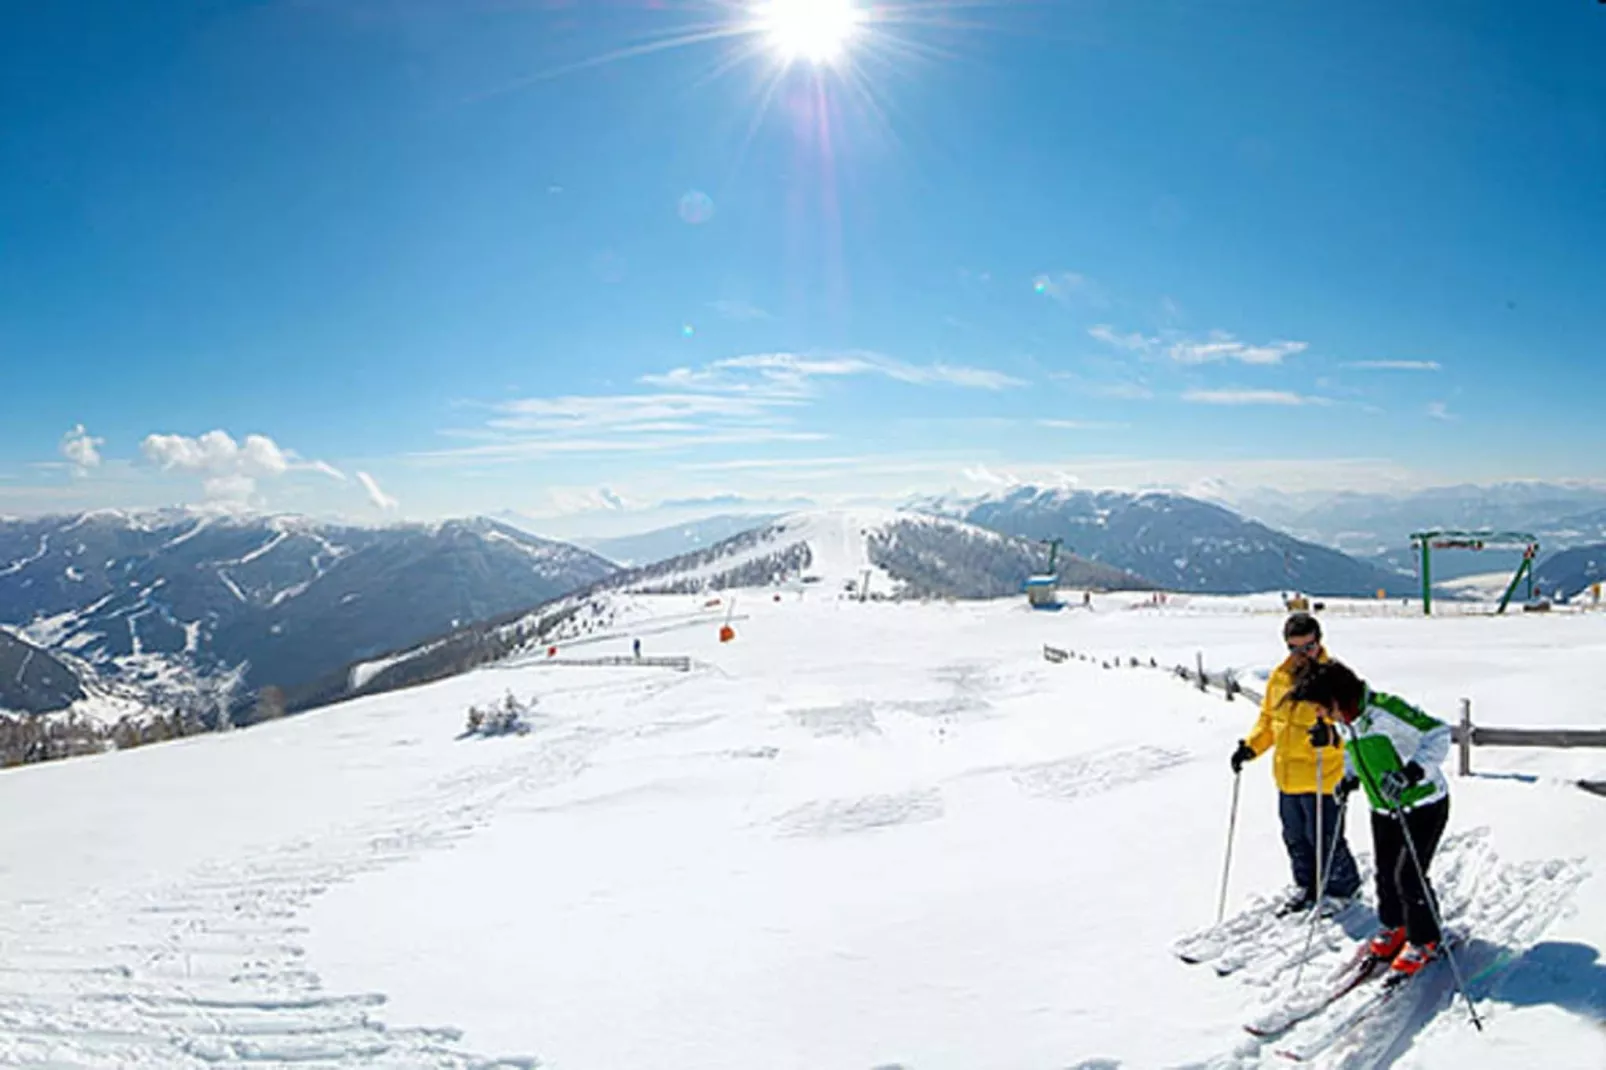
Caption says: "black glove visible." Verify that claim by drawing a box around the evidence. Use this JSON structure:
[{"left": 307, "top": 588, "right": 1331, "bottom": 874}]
[
  {"left": 1377, "top": 769, "right": 1410, "bottom": 804},
  {"left": 1335, "top": 774, "right": 1359, "bottom": 802},
  {"left": 1402, "top": 760, "right": 1425, "bottom": 784},
  {"left": 1231, "top": 740, "right": 1256, "bottom": 774},
  {"left": 1307, "top": 719, "right": 1337, "bottom": 749}
]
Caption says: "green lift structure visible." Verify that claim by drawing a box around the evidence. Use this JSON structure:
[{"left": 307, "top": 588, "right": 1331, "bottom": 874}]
[{"left": 1410, "top": 529, "right": 1540, "bottom": 615}]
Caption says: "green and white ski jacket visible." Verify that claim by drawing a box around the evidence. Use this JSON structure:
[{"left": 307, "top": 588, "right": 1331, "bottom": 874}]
[{"left": 1340, "top": 689, "right": 1452, "bottom": 813}]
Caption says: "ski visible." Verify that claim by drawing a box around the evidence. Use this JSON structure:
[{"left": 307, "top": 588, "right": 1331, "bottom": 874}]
[
  {"left": 1177, "top": 895, "right": 1355, "bottom": 970},
  {"left": 1213, "top": 898, "right": 1365, "bottom": 977},
  {"left": 1274, "top": 971, "right": 1414, "bottom": 1061},
  {"left": 1243, "top": 946, "right": 1388, "bottom": 1038},
  {"left": 1273, "top": 938, "right": 1459, "bottom": 1062}
]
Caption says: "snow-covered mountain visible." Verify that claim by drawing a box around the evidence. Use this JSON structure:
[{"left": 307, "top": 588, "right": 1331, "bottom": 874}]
[
  {"left": 613, "top": 508, "right": 1147, "bottom": 598},
  {"left": 1239, "top": 482, "right": 1606, "bottom": 563},
  {"left": 1534, "top": 543, "right": 1606, "bottom": 601},
  {"left": 298, "top": 509, "right": 1152, "bottom": 712},
  {"left": 921, "top": 487, "right": 1415, "bottom": 596},
  {"left": 0, "top": 628, "right": 84, "bottom": 714},
  {"left": 576, "top": 513, "right": 779, "bottom": 567},
  {"left": 0, "top": 510, "right": 617, "bottom": 710}
]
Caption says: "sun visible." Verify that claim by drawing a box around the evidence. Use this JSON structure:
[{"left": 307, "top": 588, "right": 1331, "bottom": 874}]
[{"left": 754, "top": 0, "right": 867, "bottom": 66}]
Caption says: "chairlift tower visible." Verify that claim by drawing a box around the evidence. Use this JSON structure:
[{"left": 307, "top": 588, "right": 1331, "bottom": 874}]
[{"left": 1409, "top": 529, "right": 1540, "bottom": 615}]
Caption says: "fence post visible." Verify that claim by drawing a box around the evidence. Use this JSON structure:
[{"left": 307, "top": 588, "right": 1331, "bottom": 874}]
[
  {"left": 1196, "top": 652, "right": 1206, "bottom": 692},
  {"left": 1458, "top": 698, "right": 1473, "bottom": 777}
]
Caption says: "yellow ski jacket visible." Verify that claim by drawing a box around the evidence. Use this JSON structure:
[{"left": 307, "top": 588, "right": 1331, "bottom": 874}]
[{"left": 1244, "top": 652, "right": 1346, "bottom": 795}]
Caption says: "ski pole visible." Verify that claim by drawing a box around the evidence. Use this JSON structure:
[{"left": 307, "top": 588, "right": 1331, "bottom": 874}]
[
  {"left": 1392, "top": 801, "right": 1484, "bottom": 1031},
  {"left": 1217, "top": 770, "right": 1242, "bottom": 924},
  {"left": 1293, "top": 793, "right": 1349, "bottom": 988},
  {"left": 1314, "top": 741, "right": 1325, "bottom": 915}
]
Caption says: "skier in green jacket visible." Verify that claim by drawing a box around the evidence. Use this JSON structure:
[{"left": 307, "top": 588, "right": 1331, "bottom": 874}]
[{"left": 1291, "top": 659, "right": 1452, "bottom": 979}]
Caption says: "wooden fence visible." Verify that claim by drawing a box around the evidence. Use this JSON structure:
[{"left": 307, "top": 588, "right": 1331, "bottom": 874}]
[
  {"left": 518, "top": 655, "right": 693, "bottom": 672},
  {"left": 1044, "top": 643, "right": 1606, "bottom": 796}
]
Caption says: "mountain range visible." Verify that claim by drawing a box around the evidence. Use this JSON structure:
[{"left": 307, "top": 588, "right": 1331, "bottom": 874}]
[
  {"left": 574, "top": 514, "right": 779, "bottom": 567},
  {"left": 1213, "top": 482, "right": 1606, "bottom": 580},
  {"left": 0, "top": 510, "right": 617, "bottom": 717},
  {"left": 916, "top": 487, "right": 1417, "bottom": 597},
  {"left": 0, "top": 629, "right": 84, "bottom": 715},
  {"left": 291, "top": 509, "right": 1153, "bottom": 712},
  {"left": 13, "top": 481, "right": 1586, "bottom": 727}
]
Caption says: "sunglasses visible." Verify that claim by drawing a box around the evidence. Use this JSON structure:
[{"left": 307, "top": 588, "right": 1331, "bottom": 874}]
[{"left": 1286, "top": 639, "right": 1320, "bottom": 655}]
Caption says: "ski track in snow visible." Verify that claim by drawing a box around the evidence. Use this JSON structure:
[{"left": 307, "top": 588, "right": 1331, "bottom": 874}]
[
  {"left": 0, "top": 730, "right": 607, "bottom": 1068},
  {"left": 1010, "top": 744, "right": 1193, "bottom": 802},
  {"left": 773, "top": 789, "right": 946, "bottom": 837},
  {"left": 1182, "top": 826, "right": 1588, "bottom": 1069}
]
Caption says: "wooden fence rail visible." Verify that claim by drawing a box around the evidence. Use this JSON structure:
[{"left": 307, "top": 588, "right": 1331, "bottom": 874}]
[
  {"left": 1045, "top": 645, "right": 1606, "bottom": 796},
  {"left": 518, "top": 655, "right": 692, "bottom": 672}
]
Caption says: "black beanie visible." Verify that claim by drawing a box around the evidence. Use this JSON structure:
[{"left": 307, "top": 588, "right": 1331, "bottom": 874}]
[{"left": 1283, "top": 611, "right": 1321, "bottom": 640}]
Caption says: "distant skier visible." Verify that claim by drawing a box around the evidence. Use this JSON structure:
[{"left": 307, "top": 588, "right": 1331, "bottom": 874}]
[
  {"left": 1291, "top": 659, "right": 1453, "bottom": 978},
  {"left": 633, "top": 637, "right": 642, "bottom": 659},
  {"left": 1229, "top": 612, "right": 1361, "bottom": 914}
]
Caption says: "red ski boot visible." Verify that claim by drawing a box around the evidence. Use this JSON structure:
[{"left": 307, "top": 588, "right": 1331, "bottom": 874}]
[
  {"left": 1367, "top": 926, "right": 1406, "bottom": 960},
  {"left": 1390, "top": 941, "right": 1439, "bottom": 978}
]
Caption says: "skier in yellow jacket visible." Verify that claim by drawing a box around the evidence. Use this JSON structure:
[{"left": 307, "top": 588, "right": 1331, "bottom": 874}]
[{"left": 1230, "top": 612, "right": 1362, "bottom": 914}]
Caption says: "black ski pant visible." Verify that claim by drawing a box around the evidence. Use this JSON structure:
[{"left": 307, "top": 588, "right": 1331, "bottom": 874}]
[
  {"left": 1278, "top": 791, "right": 1362, "bottom": 899},
  {"left": 1370, "top": 795, "right": 1450, "bottom": 947}
]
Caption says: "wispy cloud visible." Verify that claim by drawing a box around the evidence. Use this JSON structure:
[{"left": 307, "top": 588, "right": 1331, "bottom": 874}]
[
  {"left": 682, "top": 456, "right": 869, "bottom": 472},
  {"left": 1426, "top": 400, "right": 1454, "bottom": 420},
  {"left": 707, "top": 299, "right": 771, "bottom": 322},
  {"left": 60, "top": 425, "right": 103, "bottom": 474},
  {"left": 1182, "top": 388, "right": 1326, "bottom": 406},
  {"left": 1087, "top": 324, "right": 1156, "bottom": 352},
  {"left": 1038, "top": 419, "right": 1128, "bottom": 430},
  {"left": 643, "top": 351, "right": 1025, "bottom": 395},
  {"left": 543, "top": 485, "right": 629, "bottom": 514},
  {"left": 1344, "top": 360, "right": 1443, "bottom": 371},
  {"left": 424, "top": 351, "right": 1022, "bottom": 466},
  {"left": 1168, "top": 331, "right": 1308, "bottom": 365},
  {"left": 1087, "top": 324, "right": 1309, "bottom": 366},
  {"left": 356, "top": 471, "right": 398, "bottom": 510}
]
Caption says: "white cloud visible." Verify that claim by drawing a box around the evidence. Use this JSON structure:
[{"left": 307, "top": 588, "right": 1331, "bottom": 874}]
[
  {"left": 306, "top": 460, "right": 349, "bottom": 482},
  {"left": 201, "top": 473, "right": 257, "bottom": 501},
  {"left": 140, "top": 430, "right": 347, "bottom": 502},
  {"left": 143, "top": 430, "right": 289, "bottom": 480},
  {"left": 544, "top": 485, "right": 632, "bottom": 515},
  {"left": 1182, "top": 389, "right": 1324, "bottom": 406},
  {"left": 645, "top": 351, "right": 1025, "bottom": 395},
  {"left": 1087, "top": 325, "right": 1156, "bottom": 352},
  {"left": 60, "top": 425, "right": 104, "bottom": 474},
  {"left": 1169, "top": 331, "right": 1308, "bottom": 365},
  {"left": 1344, "top": 360, "right": 1443, "bottom": 371},
  {"left": 961, "top": 464, "right": 1019, "bottom": 487},
  {"left": 683, "top": 456, "right": 869, "bottom": 472},
  {"left": 1038, "top": 419, "right": 1128, "bottom": 430},
  {"left": 1427, "top": 401, "right": 1454, "bottom": 420},
  {"left": 425, "top": 351, "right": 1022, "bottom": 466},
  {"left": 356, "top": 471, "right": 399, "bottom": 510}
]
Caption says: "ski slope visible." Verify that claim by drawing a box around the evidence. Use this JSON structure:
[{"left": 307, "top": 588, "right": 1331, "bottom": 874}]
[{"left": 0, "top": 593, "right": 1601, "bottom": 1068}]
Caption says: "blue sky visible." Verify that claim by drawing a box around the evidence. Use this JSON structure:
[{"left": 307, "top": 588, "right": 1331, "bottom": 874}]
[{"left": 3, "top": 0, "right": 1604, "bottom": 534}]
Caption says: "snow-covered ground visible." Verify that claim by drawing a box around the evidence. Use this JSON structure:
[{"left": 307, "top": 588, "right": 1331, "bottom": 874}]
[{"left": 1, "top": 593, "right": 1601, "bottom": 1068}]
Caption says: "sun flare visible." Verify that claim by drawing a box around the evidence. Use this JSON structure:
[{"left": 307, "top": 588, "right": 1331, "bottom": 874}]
[{"left": 754, "top": 0, "right": 867, "bottom": 66}]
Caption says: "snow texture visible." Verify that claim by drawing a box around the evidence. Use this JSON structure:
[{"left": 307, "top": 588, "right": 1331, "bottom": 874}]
[{"left": 0, "top": 593, "right": 1601, "bottom": 1069}]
